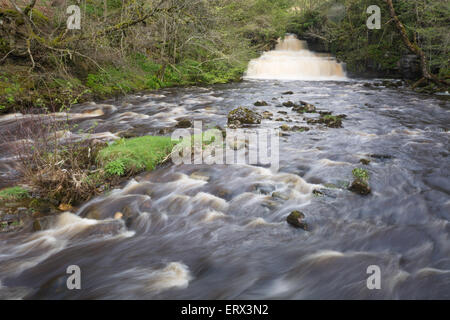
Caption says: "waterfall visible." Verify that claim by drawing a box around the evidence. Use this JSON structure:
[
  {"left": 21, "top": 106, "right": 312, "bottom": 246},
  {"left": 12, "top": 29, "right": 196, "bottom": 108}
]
[{"left": 244, "top": 34, "right": 346, "bottom": 80}]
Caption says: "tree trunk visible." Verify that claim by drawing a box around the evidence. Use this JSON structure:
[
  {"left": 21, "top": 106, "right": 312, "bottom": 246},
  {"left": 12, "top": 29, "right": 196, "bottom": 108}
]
[{"left": 384, "top": 0, "right": 447, "bottom": 87}]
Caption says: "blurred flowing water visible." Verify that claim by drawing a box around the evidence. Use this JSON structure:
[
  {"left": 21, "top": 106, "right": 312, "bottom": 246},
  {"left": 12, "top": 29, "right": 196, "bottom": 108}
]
[{"left": 0, "top": 76, "right": 449, "bottom": 299}]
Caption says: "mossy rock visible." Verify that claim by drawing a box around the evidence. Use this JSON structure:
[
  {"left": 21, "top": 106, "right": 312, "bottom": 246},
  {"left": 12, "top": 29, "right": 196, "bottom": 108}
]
[
  {"left": 254, "top": 100, "right": 269, "bottom": 106},
  {"left": 318, "top": 115, "right": 343, "bottom": 128},
  {"left": 286, "top": 210, "right": 308, "bottom": 230},
  {"left": 227, "top": 107, "right": 261, "bottom": 126},
  {"left": 349, "top": 179, "right": 371, "bottom": 195}
]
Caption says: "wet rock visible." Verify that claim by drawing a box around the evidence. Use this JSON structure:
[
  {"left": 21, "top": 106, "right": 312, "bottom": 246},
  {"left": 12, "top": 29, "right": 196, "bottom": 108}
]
[
  {"left": 277, "top": 111, "right": 288, "bottom": 115},
  {"left": 286, "top": 211, "right": 308, "bottom": 230},
  {"left": 318, "top": 111, "right": 332, "bottom": 116},
  {"left": 282, "top": 91, "right": 294, "bottom": 95},
  {"left": 313, "top": 188, "right": 338, "bottom": 198},
  {"left": 254, "top": 101, "right": 269, "bottom": 107},
  {"left": 227, "top": 107, "right": 261, "bottom": 126},
  {"left": 312, "top": 189, "right": 324, "bottom": 196},
  {"left": 253, "top": 183, "right": 276, "bottom": 195},
  {"left": 348, "top": 179, "right": 371, "bottom": 195},
  {"left": 360, "top": 159, "right": 371, "bottom": 165},
  {"left": 190, "top": 171, "right": 210, "bottom": 182},
  {"left": 262, "top": 111, "right": 273, "bottom": 119},
  {"left": 262, "top": 199, "right": 279, "bottom": 210},
  {"left": 58, "top": 203, "right": 73, "bottom": 212},
  {"left": 318, "top": 115, "right": 343, "bottom": 128},
  {"left": 298, "top": 101, "right": 317, "bottom": 112},
  {"left": 227, "top": 120, "right": 241, "bottom": 129},
  {"left": 77, "top": 220, "right": 124, "bottom": 238},
  {"left": 275, "top": 118, "right": 284, "bottom": 121},
  {"left": 175, "top": 119, "right": 193, "bottom": 128},
  {"left": 33, "top": 216, "right": 57, "bottom": 231},
  {"left": 280, "top": 124, "right": 290, "bottom": 131},
  {"left": 282, "top": 101, "right": 296, "bottom": 108},
  {"left": 370, "top": 154, "right": 393, "bottom": 160},
  {"left": 291, "top": 126, "right": 310, "bottom": 132},
  {"left": 272, "top": 192, "right": 289, "bottom": 200},
  {"left": 158, "top": 127, "right": 173, "bottom": 135}
]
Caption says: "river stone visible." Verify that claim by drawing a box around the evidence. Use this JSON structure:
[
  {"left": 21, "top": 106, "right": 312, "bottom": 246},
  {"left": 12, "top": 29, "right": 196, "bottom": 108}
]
[
  {"left": 262, "top": 111, "right": 273, "bottom": 119},
  {"left": 227, "top": 107, "right": 261, "bottom": 126},
  {"left": 272, "top": 192, "right": 289, "bottom": 200},
  {"left": 282, "top": 91, "right": 294, "bottom": 95},
  {"left": 254, "top": 101, "right": 269, "bottom": 106},
  {"left": 292, "top": 126, "right": 310, "bottom": 132},
  {"left": 360, "top": 159, "right": 371, "bottom": 165},
  {"left": 280, "top": 124, "right": 290, "bottom": 131},
  {"left": 282, "top": 101, "right": 297, "bottom": 108},
  {"left": 33, "top": 216, "right": 57, "bottom": 231},
  {"left": 253, "top": 183, "right": 276, "bottom": 195},
  {"left": 175, "top": 119, "right": 193, "bottom": 128},
  {"left": 348, "top": 179, "right": 371, "bottom": 195},
  {"left": 190, "top": 171, "right": 210, "bottom": 182},
  {"left": 287, "top": 211, "right": 308, "bottom": 230}
]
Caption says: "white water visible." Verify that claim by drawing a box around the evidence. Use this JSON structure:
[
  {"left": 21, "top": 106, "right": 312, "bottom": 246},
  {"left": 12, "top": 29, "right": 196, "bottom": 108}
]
[{"left": 244, "top": 34, "right": 347, "bottom": 81}]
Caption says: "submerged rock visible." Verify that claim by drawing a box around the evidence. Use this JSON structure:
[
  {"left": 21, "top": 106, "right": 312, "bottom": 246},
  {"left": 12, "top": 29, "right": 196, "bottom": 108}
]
[
  {"left": 227, "top": 107, "right": 261, "bottom": 126},
  {"left": 33, "top": 216, "right": 57, "bottom": 231},
  {"left": 253, "top": 183, "right": 276, "bottom": 195},
  {"left": 282, "top": 91, "right": 294, "bottom": 95},
  {"left": 272, "top": 192, "right": 289, "bottom": 200},
  {"left": 286, "top": 211, "right": 308, "bottom": 230}
]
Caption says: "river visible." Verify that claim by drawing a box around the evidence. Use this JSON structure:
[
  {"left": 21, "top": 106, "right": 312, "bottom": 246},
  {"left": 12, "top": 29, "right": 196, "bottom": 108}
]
[{"left": 0, "top": 36, "right": 449, "bottom": 299}]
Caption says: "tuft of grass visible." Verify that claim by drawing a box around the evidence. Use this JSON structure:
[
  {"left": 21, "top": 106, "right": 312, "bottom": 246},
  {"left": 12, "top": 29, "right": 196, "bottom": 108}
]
[
  {"left": 0, "top": 186, "right": 30, "bottom": 201},
  {"left": 98, "top": 136, "right": 178, "bottom": 177},
  {"left": 352, "top": 168, "right": 370, "bottom": 181}
]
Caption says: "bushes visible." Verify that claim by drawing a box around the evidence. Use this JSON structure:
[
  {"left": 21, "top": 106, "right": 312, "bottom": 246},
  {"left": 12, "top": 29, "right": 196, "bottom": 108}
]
[{"left": 10, "top": 116, "right": 178, "bottom": 204}]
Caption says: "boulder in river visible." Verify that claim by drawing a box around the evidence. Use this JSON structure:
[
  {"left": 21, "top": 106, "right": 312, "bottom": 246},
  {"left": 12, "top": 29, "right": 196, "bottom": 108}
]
[
  {"left": 175, "top": 119, "right": 193, "bottom": 128},
  {"left": 227, "top": 107, "right": 261, "bottom": 126},
  {"left": 318, "top": 115, "right": 343, "bottom": 128},
  {"left": 348, "top": 179, "right": 371, "bottom": 195},
  {"left": 262, "top": 111, "right": 273, "bottom": 119},
  {"left": 282, "top": 91, "right": 294, "bottom": 95},
  {"left": 282, "top": 101, "right": 297, "bottom": 108},
  {"left": 254, "top": 101, "right": 269, "bottom": 107},
  {"left": 286, "top": 211, "right": 308, "bottom": 230}
]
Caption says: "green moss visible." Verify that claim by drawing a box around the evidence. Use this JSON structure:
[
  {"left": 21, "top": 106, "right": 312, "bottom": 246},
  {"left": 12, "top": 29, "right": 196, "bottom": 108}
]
[
  {"left": 98, "top": 136, "right": 178, "bottom": 176},
  {"left": 0, "top": 186, "right": 30, "bottom": 201},
  {"left": 352, "top": 168, "right": 370, "bottom": 182}
]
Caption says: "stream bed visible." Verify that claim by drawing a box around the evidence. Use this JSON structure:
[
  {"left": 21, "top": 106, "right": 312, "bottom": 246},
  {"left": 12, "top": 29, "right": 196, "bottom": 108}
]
[{"left": 0, "top": 79, "right": 449, "bottom": 299}]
